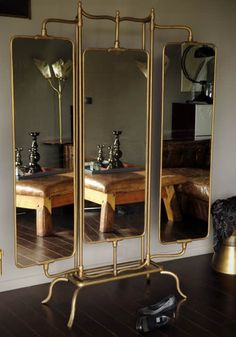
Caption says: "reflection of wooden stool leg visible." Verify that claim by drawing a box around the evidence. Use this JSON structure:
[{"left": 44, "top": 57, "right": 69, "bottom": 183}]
[
  {"left": 162, "top": 185, "right": 182, "bottom": 222},
  {"left": 100, "top": 194, "right": 115, "bottom": 232},
  {"left": 36, "top": 206, "right": 53, "bottom": 236}
]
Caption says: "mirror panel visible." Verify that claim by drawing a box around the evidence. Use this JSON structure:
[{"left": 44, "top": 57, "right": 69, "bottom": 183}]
[
  {"left": 160, "top": 42, "right": 216, "bottom": 243},
  {"left": 83, "top": 49, "right": 148, "bottom": 243},
  {"left": 12, "top": 37, "right": 75, "bottom": 267}
]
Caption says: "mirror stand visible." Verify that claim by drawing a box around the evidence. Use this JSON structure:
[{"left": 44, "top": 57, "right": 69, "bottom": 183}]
[{"left": 12, "top": 2, "right": 208, "bottom": 328}]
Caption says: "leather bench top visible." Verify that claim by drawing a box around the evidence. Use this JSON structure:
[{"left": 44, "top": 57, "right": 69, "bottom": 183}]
[
  {"left": 84, "top": 171, "right": 145, "bottom": 193},
  {"left": 162, "top": 168, "right": 187, "bottom": 187},
  {"left": 16, "top": 171, "right": 146, "bottom": 197},
  {"left": 16, "top": 173, "right": 73, "bottom": 198},
  {"left": 166, "top": 168, "right": 210, "bottom": 201},
  {"left": 16, "top": 167, "right": 208, "bottom": 201}
]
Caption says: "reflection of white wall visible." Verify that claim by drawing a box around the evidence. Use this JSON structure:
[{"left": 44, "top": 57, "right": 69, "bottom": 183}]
[
  {"left": 164, "top": 44, "right": 191, "bottom": 139},
  {"left": 84, "top": 50, "right": 147, "bottom": 166},
  {"left": 195, "top": 105, "right": 212, "bottom": 139},
  {"left": 13, "top": 38, "right": 73, "bottom": 167}
]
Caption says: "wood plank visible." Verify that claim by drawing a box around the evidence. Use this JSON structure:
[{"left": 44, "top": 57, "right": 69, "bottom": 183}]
[
  {"left": 16, "top": 195, "right": 44, "bottom": 209},
  {"left": 116, "top": 191, "right": 145, "bottom": 204},
  {"left": 51, "top": 193, "right": 74, "bottom": 208},
  {"left": 0, "top": 289, "right": 82, "bottom": 337},
  {"left": 0, "top": 254, "right": 236, "bottom": 336}
]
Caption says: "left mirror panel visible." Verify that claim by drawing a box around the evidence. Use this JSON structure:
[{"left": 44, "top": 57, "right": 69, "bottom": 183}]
[{"left": 11, "top": 37, "right": 75, "bottom": 267}]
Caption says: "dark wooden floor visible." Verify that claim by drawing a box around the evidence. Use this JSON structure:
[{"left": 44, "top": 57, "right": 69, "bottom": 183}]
[
  {"left": 17, "top": 204, "right": 144, "bottom": 267},
  {"left": 0, "top": 254, "right": 236, "bottom": 336}
]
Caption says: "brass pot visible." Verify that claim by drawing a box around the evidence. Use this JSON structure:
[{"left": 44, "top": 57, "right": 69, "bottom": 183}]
[{"left": 212, "top": 230, "right": 236, "bottom": 275}]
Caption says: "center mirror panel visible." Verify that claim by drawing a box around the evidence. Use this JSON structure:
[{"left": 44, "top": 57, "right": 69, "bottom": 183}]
[
  {"left": 160, "top": 42, "right": 216, "bottom": 243},
  {"left": 12, "top": 37, "right": 75, "bottom": 267},
  {"left": 83, "top": 49, "right": 148, "bottom": 243}
]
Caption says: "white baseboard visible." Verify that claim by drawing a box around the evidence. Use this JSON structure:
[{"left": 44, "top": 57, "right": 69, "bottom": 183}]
[
  {"left": 0, "top": 273, "right": 49, "bottom": 292},
  {"left": 0, "top": 242, "right": 213, "bottom": 293}
]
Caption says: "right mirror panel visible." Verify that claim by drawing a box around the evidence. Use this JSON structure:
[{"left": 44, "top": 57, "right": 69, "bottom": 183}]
[{"left": 160, "top": 42, "right": 216, "bottom": 243}]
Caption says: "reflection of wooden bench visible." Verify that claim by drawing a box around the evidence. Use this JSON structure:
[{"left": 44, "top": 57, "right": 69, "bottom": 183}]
[
  {"left": 16, "top": 173, "right": 74, "bottom": 237},
  {"left": 16, "top": 171, "right": 146, "bottom": 236},
  {"left": 161, "top": 169, "right": 187, "bottom": 222},
  {"left": 15, "top": 168, "right": 185, "bottom": 237},
  {"left": 84, "top": 171, "right": 145, "bottom": 232}
]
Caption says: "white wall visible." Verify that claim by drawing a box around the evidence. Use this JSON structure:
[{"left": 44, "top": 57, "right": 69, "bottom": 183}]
[{"left": 0, "top": 0, "right": 235, "bottom": 292}]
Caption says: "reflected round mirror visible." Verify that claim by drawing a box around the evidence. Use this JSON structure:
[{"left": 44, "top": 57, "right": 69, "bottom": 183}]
[
  {"left": 11, "top": 37, "right": 75, "bottom": 267},
  {"left": 159, "top": 42, "right": 216, "bottom": 243},
  {"left": 83, "top": 49, "right": 148, "bottom": 243}
]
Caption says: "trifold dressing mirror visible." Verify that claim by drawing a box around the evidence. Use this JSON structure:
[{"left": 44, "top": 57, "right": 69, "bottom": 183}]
[
  {"left": 10, "top": 2, "right": 219, "bottom": 329},
  {"left": 83, "top": 49, "right": 148, "bottom": 243},
  {"left": 159, "top": 42, "right": 216, "bottom": 243},
  {"left": 11, "top": 37, "right": 75, "bottom": 267}
]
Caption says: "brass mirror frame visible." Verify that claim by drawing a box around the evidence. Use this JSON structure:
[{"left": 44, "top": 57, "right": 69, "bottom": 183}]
[
  {"left": 11, "top": 35, "right": 76, "bottom": 268},
  {"left": 158, "top": 41, "right": 217, "bottom": 245}
]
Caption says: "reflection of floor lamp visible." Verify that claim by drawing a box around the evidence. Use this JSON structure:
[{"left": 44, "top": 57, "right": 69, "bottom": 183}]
[
  {"left": 181, "top": 45, "right": 215, "bottom": 104},
  {"left": 34, "top": 58, "right": 72, "bottom": 144}
]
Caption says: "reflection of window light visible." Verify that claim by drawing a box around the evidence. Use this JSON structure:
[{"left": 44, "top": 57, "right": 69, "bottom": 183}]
[
  {"left": 136, "top": 60, "right": 147, "bottom": 78},
  {"left": 195, "top": 57, "right": 214, "bottom": 83}
]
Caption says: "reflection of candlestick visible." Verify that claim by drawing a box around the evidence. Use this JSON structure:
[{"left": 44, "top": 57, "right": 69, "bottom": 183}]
[
  {"left": 15, "top": 147, "right": 23, "bottom": 168},
  {"left": 113, "top": 130, "right": 123, "bottom": 168},
  {"left": 96, "top": 144, "right": 105, "bottom": 166},
  {"left": 28, "top": 132, "right": 42, "bottom": 174},
  {"left": 34, "top": 58, "right": 72, "bottom": 144},
  {"left": 15, "top": 147, "right": 24, "bottom": 178},
  {"left": 108, "top": 146, "right": 115, "bottom": 169}
]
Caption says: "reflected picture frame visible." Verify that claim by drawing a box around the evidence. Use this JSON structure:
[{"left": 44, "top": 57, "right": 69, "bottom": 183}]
[{"left": 0, "top": 0, "right": 31, "bottom": 19}]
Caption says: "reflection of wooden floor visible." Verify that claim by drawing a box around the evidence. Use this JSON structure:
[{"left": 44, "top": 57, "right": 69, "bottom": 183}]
[
  {"left": 160, "top": 208, "right": 208, "bottom": 243},
  {"left": 17, "top": 204, "right": 144, "bottom": 267},
  {"left": 85, "top": 204, "right": 144, "bottom": 242},
  {"left": 17, "top": 208, "right": 74, "bottom": 267}
]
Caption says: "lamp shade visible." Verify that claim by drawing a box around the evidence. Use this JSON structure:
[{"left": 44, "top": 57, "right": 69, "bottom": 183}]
[
  {"left": 52, "top": 59, "right": 72, "bottom": 80},
  {"left": 34, "top": 59, "right": 51, "bottom": 79}
]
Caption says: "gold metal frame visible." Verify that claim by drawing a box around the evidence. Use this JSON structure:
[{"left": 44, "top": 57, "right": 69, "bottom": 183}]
[
  {"left": 10, "top": 35, "right": 77, "bottom": 268},
  {"left": 158, "top": 41, "right": 217, "bottom": 245},
  {"left": 10, "top": 1, "right": 217, "bottom": 328}
]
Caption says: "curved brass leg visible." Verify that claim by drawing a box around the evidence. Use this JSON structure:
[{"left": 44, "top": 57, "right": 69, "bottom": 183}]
[
  {"left": 67, "top": 287, "right": 80, "bottom": 328},
  {"left": 42, "top": 277, "right": 68, "bottom": 304},
  {"left": 160, "top": 270, "right": 187, "bottom": 299}
]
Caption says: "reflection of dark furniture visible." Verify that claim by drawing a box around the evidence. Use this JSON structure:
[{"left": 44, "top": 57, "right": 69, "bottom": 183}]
[
  {"left": 162, "top": 139, "right": 210, "bottom": 222},
  {"left": 43, "top": 140, "right": 73, "bottom": 168},
  {"left": 172, "top": 103, "right": 212, "bottom": 140},
  {"left": 63, "top": 144, "right": 74, "bottom": 169}
]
